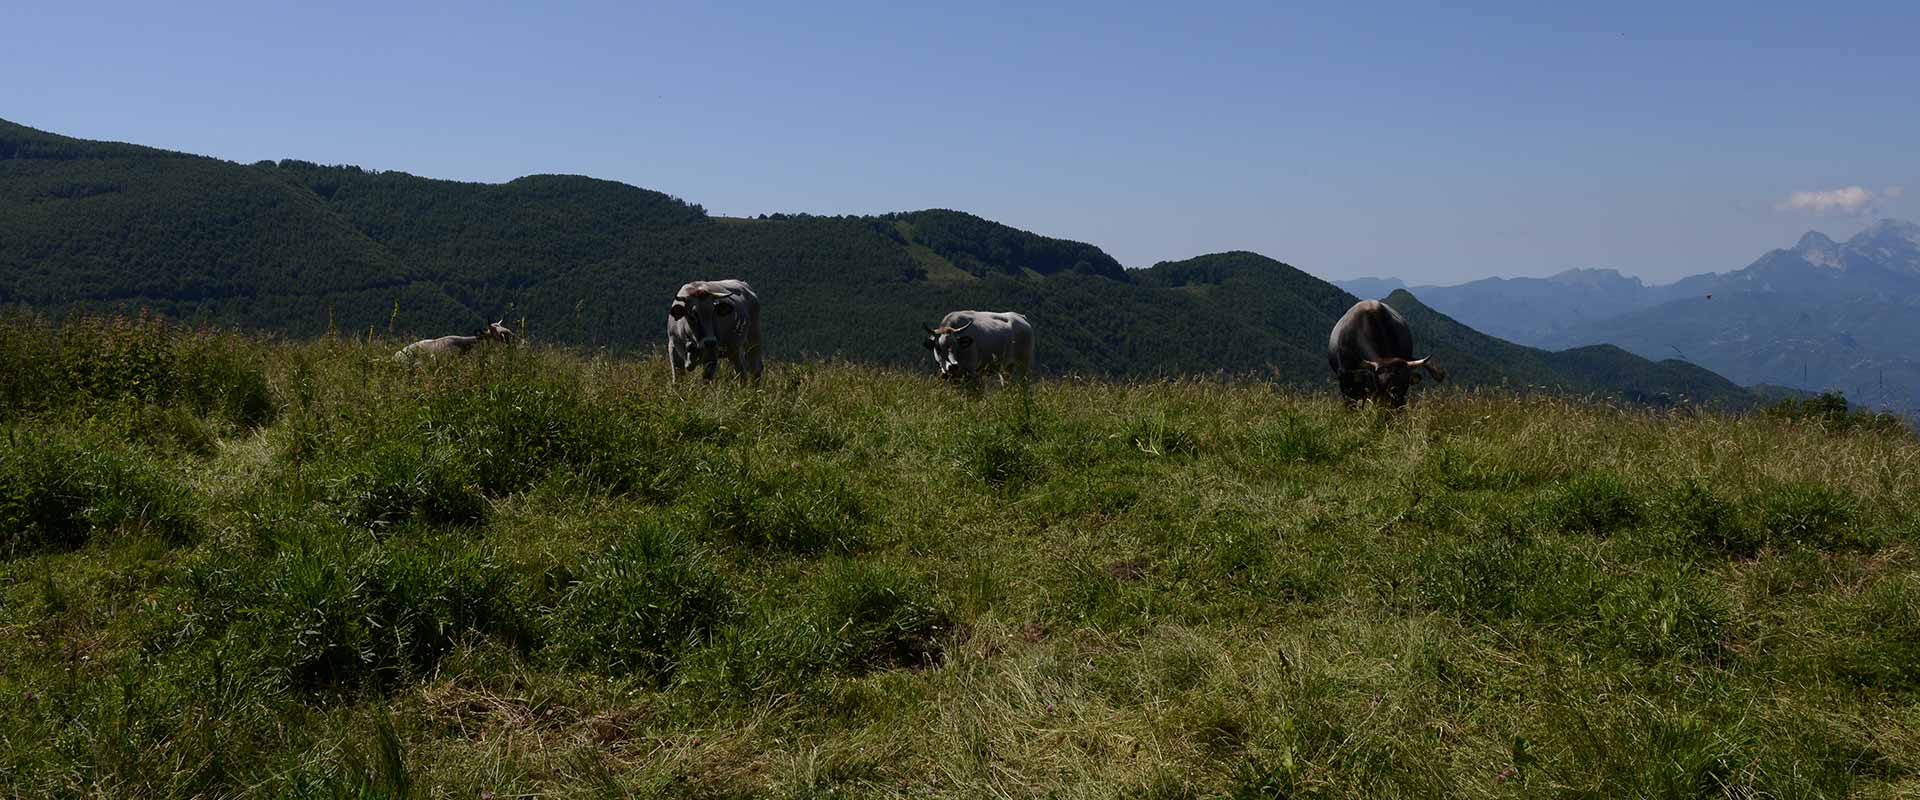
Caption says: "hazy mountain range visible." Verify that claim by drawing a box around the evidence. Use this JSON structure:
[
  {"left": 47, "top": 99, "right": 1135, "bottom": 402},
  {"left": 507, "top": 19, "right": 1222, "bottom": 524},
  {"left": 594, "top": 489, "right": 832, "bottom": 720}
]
[{"left": 1338, "top": 219, "right": 1920, "bottom": 412}]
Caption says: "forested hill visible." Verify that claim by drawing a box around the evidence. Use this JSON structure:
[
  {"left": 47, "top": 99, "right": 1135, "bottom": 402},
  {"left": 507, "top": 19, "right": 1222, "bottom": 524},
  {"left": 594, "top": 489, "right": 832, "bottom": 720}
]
[{"left": 0, "top": 117, "right": 1758, "bottom": 405}]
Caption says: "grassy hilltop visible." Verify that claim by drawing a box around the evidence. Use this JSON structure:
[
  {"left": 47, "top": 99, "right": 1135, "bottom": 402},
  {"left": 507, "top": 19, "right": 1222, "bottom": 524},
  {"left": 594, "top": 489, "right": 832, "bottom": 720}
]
[{"left": 3, "top": 317, "right": 1919, "bottom": 798}]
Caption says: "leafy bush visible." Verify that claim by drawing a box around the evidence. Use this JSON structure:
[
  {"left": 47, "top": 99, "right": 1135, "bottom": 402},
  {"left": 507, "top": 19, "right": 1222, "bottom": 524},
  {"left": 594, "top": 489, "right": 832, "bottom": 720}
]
[
  {"left": 0, "top": 432, "right": 197, "bottom": 554},
  {"left": 545, "top": 520, "right": 736, "bottom": 680},
  {"left": 0, "top": 313, "right": 280, "bottom": 430},
  {"left": 1764, "top": 391, "right": 1909, "bottom": 436}
]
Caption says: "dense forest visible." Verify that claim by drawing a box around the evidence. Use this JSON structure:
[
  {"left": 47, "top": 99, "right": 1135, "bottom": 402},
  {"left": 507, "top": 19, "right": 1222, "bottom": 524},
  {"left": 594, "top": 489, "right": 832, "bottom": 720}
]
[{"left": 0, "top": 117, "right": 1759, "bottom": 406}]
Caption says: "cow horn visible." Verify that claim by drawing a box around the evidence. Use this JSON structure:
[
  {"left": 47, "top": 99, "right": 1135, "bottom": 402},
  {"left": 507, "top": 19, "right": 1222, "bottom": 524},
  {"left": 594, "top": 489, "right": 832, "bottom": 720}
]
[
  {"left": 1362, "top": 359, "right": 1382, "bottom": 370},
  {"left": 1406, "top": 356, "right": 1429, "bottom": 367},
  {"left": 924, "top": 324, "right": 938, "bottom": 335},
  {"left": 949, "top": 320, "right": 972, "bottom": 334}
]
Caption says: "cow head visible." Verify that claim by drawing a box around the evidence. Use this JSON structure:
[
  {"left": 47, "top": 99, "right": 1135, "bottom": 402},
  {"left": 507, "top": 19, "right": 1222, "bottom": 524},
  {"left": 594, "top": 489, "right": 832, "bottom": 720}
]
[
  {"left": 923, "top": 321, "right": 977, "bottom": 381},
  {"left": 671, "top": 284, "right": 738, "bottom": 378},
  {"left": 1361, "top": 356, "right": 1445, "bottom": 408},
  {"left": 482, "top": 320, "right": 516, "bottom": 344}
]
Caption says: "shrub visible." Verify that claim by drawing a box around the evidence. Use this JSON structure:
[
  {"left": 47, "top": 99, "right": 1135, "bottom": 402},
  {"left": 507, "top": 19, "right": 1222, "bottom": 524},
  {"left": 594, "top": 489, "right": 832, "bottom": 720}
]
[
  {"left": 0, "top": 432, "right": 197, "bottom": 554},
  {"left": 1763, "top": 391, "right": 1909, "bottom": 436},
  {"left": 15, "top": 313, "right": 281, "bottom": 430},
  {"left": 545, "top": 521, "right": 736, "bottom": 680},
  {"left": 1538, "top": 474, "right": 1640, "bottom": 535}
]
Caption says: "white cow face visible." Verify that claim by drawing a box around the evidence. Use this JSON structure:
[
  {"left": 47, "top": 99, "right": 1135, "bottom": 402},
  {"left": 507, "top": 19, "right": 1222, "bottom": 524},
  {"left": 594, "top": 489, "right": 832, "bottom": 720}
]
[
  {"left": 924, "top": 330, "right": 977, "bottom": 380},
  {"left": 670, "top": 294, "right": 737, "bottom": 353}
]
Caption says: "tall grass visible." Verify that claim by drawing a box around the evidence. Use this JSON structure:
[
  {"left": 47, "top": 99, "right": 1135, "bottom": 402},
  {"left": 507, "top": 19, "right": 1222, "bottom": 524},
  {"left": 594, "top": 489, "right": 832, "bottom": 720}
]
[{"left": 1, "top": 315, "right": 1917, "bottom": 797}]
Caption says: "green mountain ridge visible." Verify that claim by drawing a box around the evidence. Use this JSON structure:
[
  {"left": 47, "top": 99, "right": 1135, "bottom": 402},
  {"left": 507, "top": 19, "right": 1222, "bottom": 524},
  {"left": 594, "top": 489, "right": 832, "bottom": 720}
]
[{"left": 0, "top": 117, "right": 1758, "bottom": 406}]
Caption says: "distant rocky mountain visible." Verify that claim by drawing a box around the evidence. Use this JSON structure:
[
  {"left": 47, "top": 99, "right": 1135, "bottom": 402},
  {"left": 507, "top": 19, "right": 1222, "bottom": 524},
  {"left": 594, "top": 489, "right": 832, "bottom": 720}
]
[
  {"left": 1345, "top": 219, "right": 1920, "bottom": 413},
  {"left": 1339, "top": 268, "right": 1670, "bottom": 345}
]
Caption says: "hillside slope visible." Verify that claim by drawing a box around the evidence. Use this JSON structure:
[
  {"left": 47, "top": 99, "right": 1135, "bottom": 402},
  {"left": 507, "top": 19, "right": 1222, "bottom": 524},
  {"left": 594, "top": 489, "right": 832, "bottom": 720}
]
[
  {"left": 1, "top": 117, "right": 1760, "bottom": 405},
  {"left": 2, "top": 323, "right": 1915, "bottom": 797}
]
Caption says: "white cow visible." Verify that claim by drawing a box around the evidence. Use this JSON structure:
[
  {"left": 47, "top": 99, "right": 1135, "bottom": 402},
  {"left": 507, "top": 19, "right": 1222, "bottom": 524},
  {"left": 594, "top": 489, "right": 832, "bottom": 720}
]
[
  {"left": 922, "top": 310, "right": 1033, "bottom": 385},
  {"left": 667, "top": 279, "right": 763, "bottom": 383},
  {"left": 394, "top": 321, "right": 515, "bottom": 362}
]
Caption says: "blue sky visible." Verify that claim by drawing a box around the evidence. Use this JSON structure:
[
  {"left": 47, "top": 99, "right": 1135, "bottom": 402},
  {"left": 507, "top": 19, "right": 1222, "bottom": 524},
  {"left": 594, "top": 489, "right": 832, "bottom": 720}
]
[{"left": 5, "top": 1, "right": 1916, "bottom": 284}]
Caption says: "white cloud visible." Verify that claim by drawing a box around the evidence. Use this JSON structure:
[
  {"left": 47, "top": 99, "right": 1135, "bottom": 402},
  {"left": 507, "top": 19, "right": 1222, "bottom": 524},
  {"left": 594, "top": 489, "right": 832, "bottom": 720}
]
[
  {"left": 1775, "top": 186, "right": 1878, "bottom": 215},
  {"left": 1886, "top": 185, "right": 1906, "bottom": 199}
]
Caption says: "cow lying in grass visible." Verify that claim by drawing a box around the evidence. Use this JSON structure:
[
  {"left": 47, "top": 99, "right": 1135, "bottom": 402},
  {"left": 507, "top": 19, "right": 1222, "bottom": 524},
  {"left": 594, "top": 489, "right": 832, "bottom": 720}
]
[
  {"left": 393, "top": 321, "right": 515, "bottom": 362},
  {"left": 1328, "top": 300, "right": 1445, "bottom": 408}
]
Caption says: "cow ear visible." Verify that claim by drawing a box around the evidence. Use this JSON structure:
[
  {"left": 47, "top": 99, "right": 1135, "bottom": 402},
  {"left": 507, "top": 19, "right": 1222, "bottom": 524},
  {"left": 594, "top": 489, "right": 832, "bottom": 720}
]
[
  {"left": 957, "top": 336, "right": 974, "bottom": 349},
  {"left": 1410, "top": 373, "right": 1423, "bottom": 384},
  {"left": 922, "top": 337, "right": 936, "bottom": 350},
  {"left": 715, "top": 302, "right": 734, "bottom": 317},
  {"left": 669, "top": 304, "right": 687, "bottom": 319}
]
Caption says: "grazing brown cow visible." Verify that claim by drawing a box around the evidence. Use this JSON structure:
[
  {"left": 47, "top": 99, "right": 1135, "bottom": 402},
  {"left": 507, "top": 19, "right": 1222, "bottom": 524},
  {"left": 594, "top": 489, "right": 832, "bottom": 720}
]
[
  {"left": 1327, "top": 300, "right": 1445, "bottom": 408},
  {"left": 394, "top": 321, "right": 515, "bottom": 362}
]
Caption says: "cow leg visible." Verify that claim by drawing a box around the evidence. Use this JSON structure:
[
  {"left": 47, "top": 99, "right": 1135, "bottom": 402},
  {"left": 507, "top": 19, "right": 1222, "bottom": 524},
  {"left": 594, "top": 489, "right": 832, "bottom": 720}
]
[
  {"left": 728, "top": 348, "right": 749, "bottom": 382},
  {"left": 669, "top": 340, "right": 684, "bottom": 385}
]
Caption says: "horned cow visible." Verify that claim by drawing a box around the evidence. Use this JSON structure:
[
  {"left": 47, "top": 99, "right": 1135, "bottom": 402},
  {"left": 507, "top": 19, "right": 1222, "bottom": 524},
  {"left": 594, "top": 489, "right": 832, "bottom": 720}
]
[
  {"left": 1327, "top": 300, "right": 1445, "bottom": 408},
  {"left": 922, "top": 310, "right": 1033, "bottom": 386},
  {"left": 667, "top": 279, "right": 762, "bottom": 383}
]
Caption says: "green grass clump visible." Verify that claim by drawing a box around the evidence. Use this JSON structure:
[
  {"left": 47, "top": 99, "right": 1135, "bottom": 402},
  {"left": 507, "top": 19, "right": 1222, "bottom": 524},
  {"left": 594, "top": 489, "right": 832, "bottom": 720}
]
[
  {"left": 324, "top": 439, "right": 488, "bottom": 530},
  {"left": 1757, "top": 482, "right": 1866, "bottom": 550},
  {"left": 185, "top": 534, "right": 530, "bottom": 696},
  {"left": 683, "top": 462, "right": 868, "bottom": 553},
  {"left": 1537, "top": 473, "right": 1641, "bottom": 535},
  {"left": 0, "top": 431, "right": 197, "bottom": 554},
  {"left": 812, "top": 560, "right": 952, "bottom": 674},
  {"left": 544, "top": 520, "right": 736, "bottom": 680},
  {"left": 1650, "top": 480, "right": 1753, "bottom": 555}
]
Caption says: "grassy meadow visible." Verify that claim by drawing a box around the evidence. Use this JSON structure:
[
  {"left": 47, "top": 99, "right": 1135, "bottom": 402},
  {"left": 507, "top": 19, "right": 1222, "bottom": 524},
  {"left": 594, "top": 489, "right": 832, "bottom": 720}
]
[{"left": 3, "top": 314, "right": 1920, "bottom": 798}]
